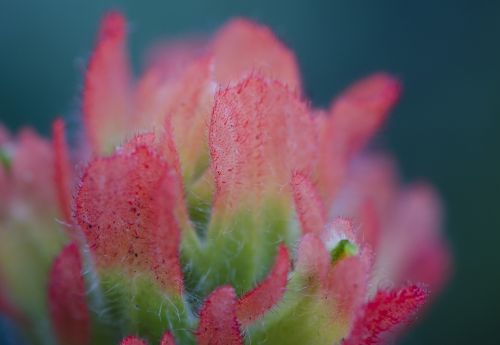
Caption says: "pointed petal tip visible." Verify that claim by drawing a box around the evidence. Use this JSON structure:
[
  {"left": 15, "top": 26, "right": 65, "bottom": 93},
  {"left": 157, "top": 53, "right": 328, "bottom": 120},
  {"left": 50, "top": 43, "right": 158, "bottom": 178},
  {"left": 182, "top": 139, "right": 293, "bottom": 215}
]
[
  {"left": 120, "top": 336, "right": 147, "bottom": 345},
  {"left": 160, "top": 332, "right": 176, "bottom": 345},
  {"left": 196, "top": 286, "right": 243, "bottom": 345},
  {"left": 100, "top": 11, "right": 127, "bottom": 39},
  {"left": 333, "top": 72, "right": 401, "bottom": 115},
  {"left": 83, "top": 9, "right": 131, "bottom": 153},
  {"left": 237, "top": 244, "right": 290, "bottom": 326},
  {"left": 213, "top": 18, "right": 301, "bottom": 88}
]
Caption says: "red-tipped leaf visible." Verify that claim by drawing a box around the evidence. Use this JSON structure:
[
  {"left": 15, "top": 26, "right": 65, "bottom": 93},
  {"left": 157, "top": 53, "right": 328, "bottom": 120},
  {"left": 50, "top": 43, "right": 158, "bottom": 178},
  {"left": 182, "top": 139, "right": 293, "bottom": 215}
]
[
  {"left": 160, "top": 332, "right": 176, "bottom": 345},
  {"left": 292, "top": 171, "right": 326, "bottom": 235},
  {"left": 317, "top": 73, "right": 400, "bottom": 204},
  {"left": 344, "top": 285, "right": 428, "bottom": 345},
  {"left": 237, "top": 244, "right": 290, "bottom": 326},
  {"left": 120, "top": 336, "right": 147, "bottom": 345},
  {"left": 83, "top": 11, "right": 132, "bottom": 153},
  {"left": 212, "top": 18, "right": 301, "bottom": 89},
  {"left": 210, "top": 76, "right": 317, "bottom": 208},
  {"left": 52, "top": 118, "right": 73, "bottom": 224},
  {"left": 75, "top": 138, "right": 183, "bottom": 294},
  {"left": 196, "top": 286, "right": 243, "bottom": 345},
  {"left": 48, "top": 243, "right": 90, "bottom": 345}
]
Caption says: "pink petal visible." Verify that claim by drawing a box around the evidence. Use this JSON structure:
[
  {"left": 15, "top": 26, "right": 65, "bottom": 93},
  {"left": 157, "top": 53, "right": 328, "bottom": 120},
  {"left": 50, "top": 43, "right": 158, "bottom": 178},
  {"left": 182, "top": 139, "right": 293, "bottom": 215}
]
[
  {"left": 380, "top": 184, "right": 451, "bottom": 291},
  {"left": 0, "top": 124, "right": 10, "bottom": 144},
  {"left": 317, "top": 74, "right": 400, "bottom": 204},
  {"left": 210, "top": 76, "right": 317, "bottom": 209},
  {"left": 237, "top": 244, "right": 290, "bottom": 326},
  {"left": 52, "top": 118, "right": 73, "bottom": 224},
  {"left": 196, "top": 286, "right": 243, "bottom": 345},
  {"left": 120, "top": 130, "right": 190, "bottom": 230},
  {"left": 120, "top": 336, "right": 147, "bottom": 345},
  {"left": 164, "top": 57, "right": 214, "bottom": 182},
  {"left": 75, "top": 138, "right": 183, "bottom": 294},
  {"left": 329, "top": 73, "right": 400, "bottom": 155},
  {"left": 291, "top": 171, "right": 326, "bottom": 236},
  {"left": 11, "top": 129, "right": 56, "bottom": 208},
  {"left": 48, "top": 243, "right": 90, "bottom": 345},
  {"left": 359, "top": 200, "right": 380, "bottom": 250},
  {"left": 295, "top": 234, "right": 330, "bottom": 287},
  {"left": 160, "top": 332, "right": 176, "bottom": 345},
  {"left": 325, "top": 251, "right": 371, "bottom": 323},
  {"left": 212, "top": 18, "right": 301, "bottom": 89},
  {"left": 83, "top": 11, "right": 132, "bottom": 153},
  {"left": 136, "top": 40, "right": 206, "bottom": 117},
  {"left": 344, "top": 285, "right": 428, "bottom": 345}
]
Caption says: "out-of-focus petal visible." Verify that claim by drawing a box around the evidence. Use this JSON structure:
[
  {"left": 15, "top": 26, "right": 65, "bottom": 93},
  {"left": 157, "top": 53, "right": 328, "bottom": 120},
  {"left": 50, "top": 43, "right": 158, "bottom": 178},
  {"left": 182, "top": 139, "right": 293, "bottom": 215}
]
[
  {"left": 0, "top": 124, "right": 9, "bottom": 144},
  {"left": 120, "top": 336, "right": 147, "bottom": 345},
  {"left": 374, "top": 184, "right": 451, "bottom": 292},
  {"left": 136, "top": 47, "right": 206, "bottom": 125},
  {"left": 48, "top": 243, "right": 90, "bottom": 345},
  {"left": 83, "top": 11, "right": 132, "bottom": 153},
  {"left": 52, "top": 118, "right": 73, "bottom": 224},
  {"left": 237, "top": 244, "right": 290, "bottom": 326},
  {"left": 196, "top": 286, "right": 243, "bottom": 345},
  {"left": 343, "top": 285, "right": 428, "bottom": 345},
  {"left": 165, "top": 57, "right": 214, "bottom": 183},
  {"left": 10, "top": 129, "right": 56, "bottom": 211},
  {"left": 212, "top": 18, "right": 301, "bottom": 89},
  {"left": 317, "top": 74, "right": 400, "bottom": 204},
  {"left": 160, "top": 332, "right": 176, "bottom": 345}
]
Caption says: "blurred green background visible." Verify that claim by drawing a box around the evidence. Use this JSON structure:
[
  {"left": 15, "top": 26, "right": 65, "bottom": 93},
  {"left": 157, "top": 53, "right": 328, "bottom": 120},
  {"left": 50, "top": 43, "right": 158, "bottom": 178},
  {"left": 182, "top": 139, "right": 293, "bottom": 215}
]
[{"left": 0, "top": 0, "right": 499, "bottom": 344}]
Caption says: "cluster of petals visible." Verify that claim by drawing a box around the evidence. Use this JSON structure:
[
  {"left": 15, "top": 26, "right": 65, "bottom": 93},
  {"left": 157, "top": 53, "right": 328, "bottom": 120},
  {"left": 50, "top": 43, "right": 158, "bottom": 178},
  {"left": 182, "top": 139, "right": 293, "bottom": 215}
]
[{"left": 0, "top": 11, "right": 451, "bottom": 345}]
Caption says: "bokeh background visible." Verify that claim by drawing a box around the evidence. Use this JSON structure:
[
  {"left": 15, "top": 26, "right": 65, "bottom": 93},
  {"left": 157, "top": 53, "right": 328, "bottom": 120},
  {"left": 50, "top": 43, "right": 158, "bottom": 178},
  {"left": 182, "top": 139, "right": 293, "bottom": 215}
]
[{"left": 0, "top": 0, "right": 499, "bottom": 344}]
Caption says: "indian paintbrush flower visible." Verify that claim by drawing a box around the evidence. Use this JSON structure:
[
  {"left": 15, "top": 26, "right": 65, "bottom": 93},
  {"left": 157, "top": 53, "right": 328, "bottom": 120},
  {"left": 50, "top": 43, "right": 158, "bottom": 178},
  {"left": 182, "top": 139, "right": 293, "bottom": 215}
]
[{"left": 0, "top": 11, "right": 451, "bottom": 345}]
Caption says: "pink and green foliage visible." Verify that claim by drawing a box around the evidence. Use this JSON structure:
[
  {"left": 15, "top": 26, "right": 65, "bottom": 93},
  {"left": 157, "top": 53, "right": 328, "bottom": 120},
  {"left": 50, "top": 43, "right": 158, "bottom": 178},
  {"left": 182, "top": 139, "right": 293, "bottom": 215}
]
[{"left": 0, "top": 10, "right": 451, "bottom": 345}]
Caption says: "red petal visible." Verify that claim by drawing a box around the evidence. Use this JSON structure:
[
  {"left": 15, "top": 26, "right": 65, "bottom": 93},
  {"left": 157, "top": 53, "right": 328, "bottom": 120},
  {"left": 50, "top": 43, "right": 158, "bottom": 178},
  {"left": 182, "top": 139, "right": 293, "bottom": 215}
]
[
  {"left": 237, "top": 244, "right": 290, "bottom": 326},
  {"left": 212, "top": 18, "right": 301, "bottom": 89},
  {"left": 48, "top": 243, "right": 90, "bottom": 345},
  {"left": 317, "top": 74, "right": 400, "bottom": 204},
  {"left": 75, "top": 139, "right": 183, "bottom": 294},
  {"left": 83, "top": 11, "right": 132, "bottom": 153},
  {"left": 292, "top": 171, "right": 326, "bottom": 236},
  {"left": 344, "top": 285, "right": 428, "bottom": 345},
  {"left": 160, "top": 332, "right": 176, "bottom": 345},
  {"left": 196, "top": 286, "right": 243, "bottom": 345},
  {"left": 52, "top": 118, "right": 73, "bottom": 224},
  {"left": 120, "top": 336, "right": 147, "bottom": 345},
  {"left": 210, "top": 76, "right": 317, "bottom": 208}
]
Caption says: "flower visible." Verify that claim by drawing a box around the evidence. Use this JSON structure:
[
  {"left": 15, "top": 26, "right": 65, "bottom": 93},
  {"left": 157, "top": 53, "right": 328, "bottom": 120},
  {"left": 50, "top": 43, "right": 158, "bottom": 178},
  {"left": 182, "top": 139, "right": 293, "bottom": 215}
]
[{"left": 0, "top": 11, "right": 451, "bottom": 345}]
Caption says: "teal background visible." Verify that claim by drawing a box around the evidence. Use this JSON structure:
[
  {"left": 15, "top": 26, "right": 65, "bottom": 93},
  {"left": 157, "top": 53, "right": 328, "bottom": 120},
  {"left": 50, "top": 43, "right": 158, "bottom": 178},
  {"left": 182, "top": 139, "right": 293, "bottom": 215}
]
[{"left": 0, "top": 1, "right": 499, "bottom": 344}]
